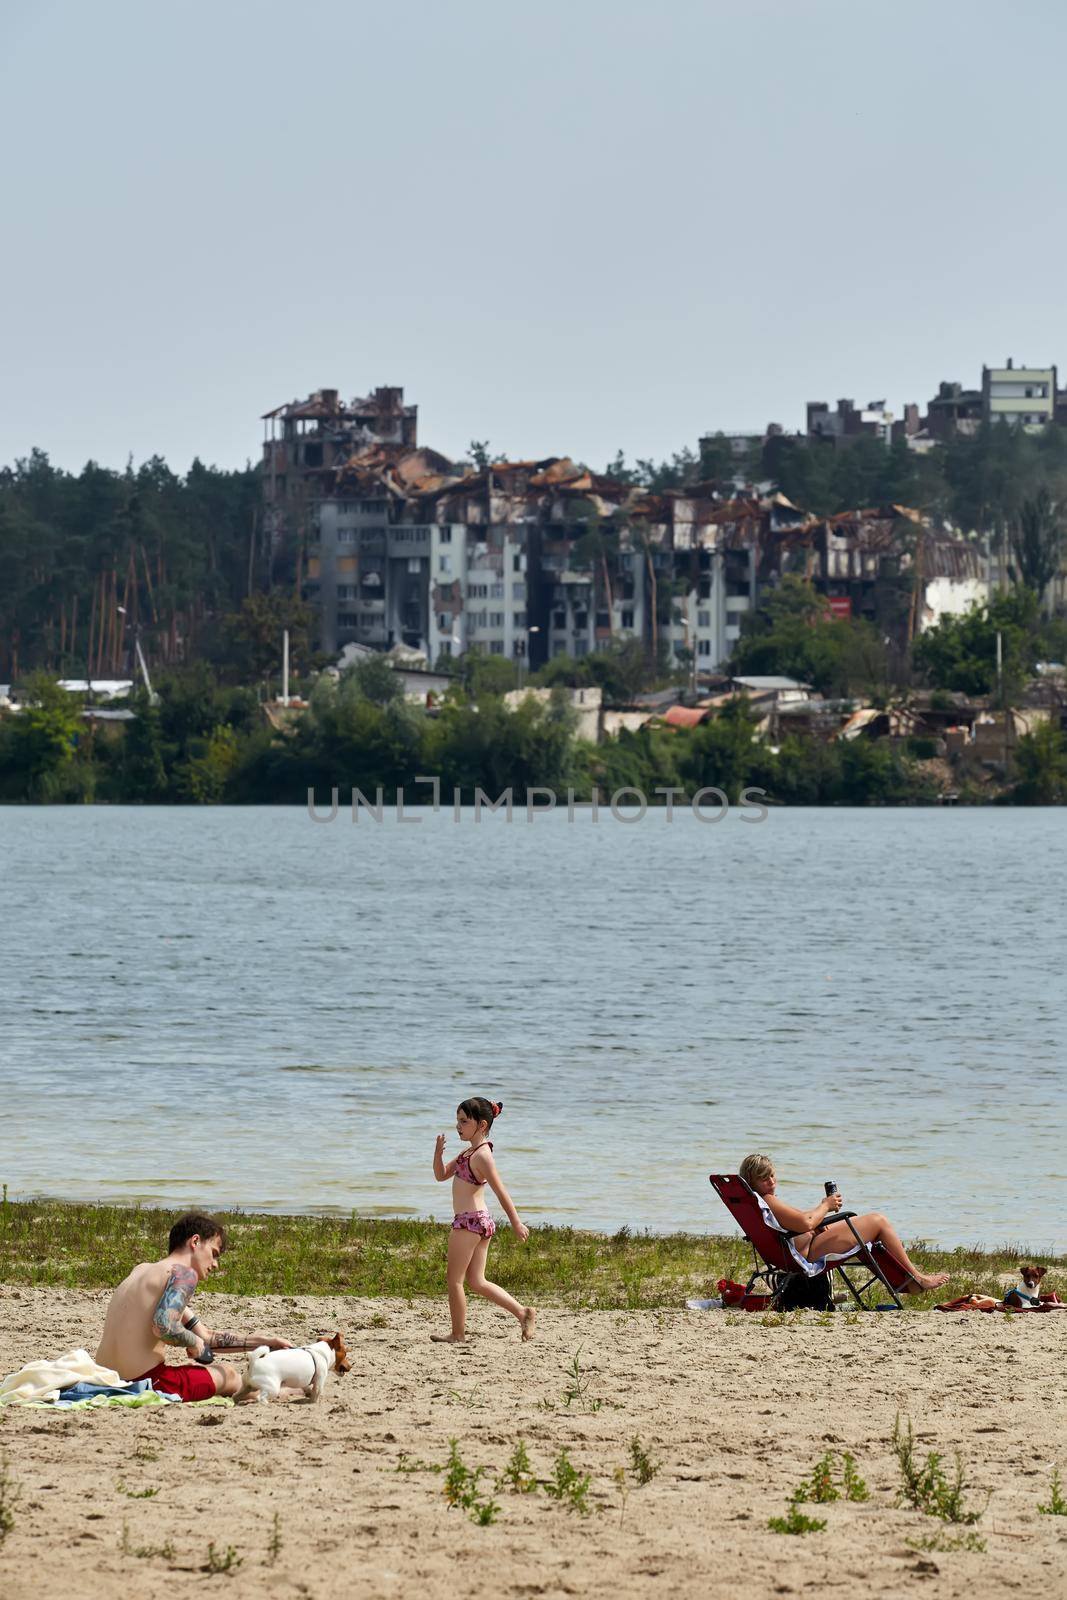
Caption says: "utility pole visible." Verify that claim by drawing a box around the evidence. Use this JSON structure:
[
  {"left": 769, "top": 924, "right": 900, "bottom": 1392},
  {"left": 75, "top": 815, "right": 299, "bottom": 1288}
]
[
  {"left": 679, "top": 615, "right": 697, "bottom": 699},
  {"left": 996, "top": 628, "right": 1010, "bottom": 775},
  {"left": 116, "top": 604, "right": 158, "bottom": 704}
]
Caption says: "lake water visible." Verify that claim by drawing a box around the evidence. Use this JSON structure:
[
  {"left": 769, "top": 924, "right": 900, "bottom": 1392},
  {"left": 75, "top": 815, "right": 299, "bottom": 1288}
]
[{"left": 1, "top": 805, "right": 1064, "bottom": 1253}]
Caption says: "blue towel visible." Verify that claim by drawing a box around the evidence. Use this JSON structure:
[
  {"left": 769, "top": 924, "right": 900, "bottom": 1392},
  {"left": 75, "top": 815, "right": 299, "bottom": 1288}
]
[{"left": 55, "top": 1378, "right": 156, "bottom": 1403}]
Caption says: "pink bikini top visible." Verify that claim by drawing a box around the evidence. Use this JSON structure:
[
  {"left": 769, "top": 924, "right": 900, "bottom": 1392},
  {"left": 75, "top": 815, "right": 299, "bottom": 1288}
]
[{"left": 455, "top": 1142, "right": 492, "bottom": 1186}]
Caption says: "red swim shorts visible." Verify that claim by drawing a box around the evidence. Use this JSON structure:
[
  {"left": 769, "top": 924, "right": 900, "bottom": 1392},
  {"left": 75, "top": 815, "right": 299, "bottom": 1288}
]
[{"left": 137, "top": 1361, "right": 218, "bottom": 1402}]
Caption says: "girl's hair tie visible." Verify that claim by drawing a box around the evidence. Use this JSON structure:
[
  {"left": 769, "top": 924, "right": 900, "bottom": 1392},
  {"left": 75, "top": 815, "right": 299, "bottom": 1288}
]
[{"left": 492, "top": 1101, "right": 503, "bottom": 1116}]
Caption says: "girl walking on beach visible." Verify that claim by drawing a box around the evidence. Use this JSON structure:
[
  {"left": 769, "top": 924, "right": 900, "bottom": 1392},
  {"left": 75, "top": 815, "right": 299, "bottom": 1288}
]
[{"left": 432, "top": 1097, "right": 536, "bottom": 1343}]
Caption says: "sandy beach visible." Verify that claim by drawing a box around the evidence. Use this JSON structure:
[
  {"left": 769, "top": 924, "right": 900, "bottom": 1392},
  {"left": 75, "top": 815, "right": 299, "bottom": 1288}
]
[{"left": 1, "top": 1285, "right": 1065, "bottom": 1598}]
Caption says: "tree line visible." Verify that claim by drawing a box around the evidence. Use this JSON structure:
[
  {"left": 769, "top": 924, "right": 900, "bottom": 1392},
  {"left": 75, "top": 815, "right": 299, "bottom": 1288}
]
[{"left": 0, "top": 449, "right": 261, "bottom": 683}]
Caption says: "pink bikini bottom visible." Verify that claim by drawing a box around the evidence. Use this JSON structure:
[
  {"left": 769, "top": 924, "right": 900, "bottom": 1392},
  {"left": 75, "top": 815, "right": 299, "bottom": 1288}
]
[{"left": 452, "top": 1209, "right": 496, "bottom": 1239}]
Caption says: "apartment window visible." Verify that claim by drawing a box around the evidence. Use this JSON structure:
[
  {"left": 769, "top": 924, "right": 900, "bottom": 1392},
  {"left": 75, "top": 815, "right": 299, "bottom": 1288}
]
[
  {"left": 698, "top": 639, "right": 711, "bottom": 657},
  {"left": 574, "top": 639, "right": 589, "bottom": 657},
  {"left": 338, "top": 529, "right": 357, "bottom": 544},
  {"left": 489, "top": 612, "right": 505, "bottom": 627},
  {"left": 512, "top": 581, "right": 526, "bottom": 599},
  {"left": 621, "top": 609, "right": 634, "bottom": 629},
  {"left": 407, "top": 558, "right": 421, "bottom": 574},
  {"left": 574, "top": 612, "right": 588, "bottom": 629},
  {"left": 595, "top": 611, "right": 609, "bottom": 629},
  {"left": 304, "top": 582, "right": 320, "bottom": 597},
  {"left": 513, "top": 611, "right": 524, "bottom": 627},
  {"left": 490, "top": 582, "right": 505, "bottom": 599},
  {"left": 439, "top": 555, "right": 451, "bottom": 575},
  {"left": 697, "top": 610, "right": 711, "bottom": 627},
  {"left": 436, "top": 614, "right": 450, "bottom": 631},
  {"left": 489, "top": 640, "right": 505, "bottom": 654},
  {"left": 439, "top": 528, "right": 452, "bottom": 543},
  {"left": 337, "top": 584, "right": 357, "bottom": 601},
  {"left": 337, "top": 612, "right": 359, "bottom": 626},
  {"left": 358, "top": 499, "right": 388, "bottom": 513},
  {"left": 553, "top": 610, "right": 566, "bottom": 628},
  {"left": 512, "top": 552, "right": 522, "bottom": 572},
  {"left": 698, "top": 580, "right": 712, "bottom": 598}
]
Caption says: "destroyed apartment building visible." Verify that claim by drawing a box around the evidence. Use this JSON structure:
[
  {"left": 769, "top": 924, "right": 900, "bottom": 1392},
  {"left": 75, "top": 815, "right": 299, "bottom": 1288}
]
[{"left": 260, "top": 387, "right": 990, "bottom": 672}]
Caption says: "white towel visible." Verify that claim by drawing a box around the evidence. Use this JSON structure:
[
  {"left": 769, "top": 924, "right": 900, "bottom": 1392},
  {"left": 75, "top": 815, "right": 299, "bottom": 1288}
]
[{"left": 0, "top": 1349, "right": 130, "bottom": 1405}]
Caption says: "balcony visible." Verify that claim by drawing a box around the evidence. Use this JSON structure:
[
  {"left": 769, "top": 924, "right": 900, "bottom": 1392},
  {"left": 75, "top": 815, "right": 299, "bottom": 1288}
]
[{"left": 387, "top": 525, "right": 432, "bottom": 556}]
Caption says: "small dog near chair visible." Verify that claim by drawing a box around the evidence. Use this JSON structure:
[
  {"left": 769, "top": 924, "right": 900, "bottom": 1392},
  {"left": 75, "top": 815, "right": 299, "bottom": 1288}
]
[
  {"left": 1004, "top": 1265, "right": 1047, "bottom": 1310},
  {"left": 237, "top": 1332, "right": 352, "bottom": 1403}
]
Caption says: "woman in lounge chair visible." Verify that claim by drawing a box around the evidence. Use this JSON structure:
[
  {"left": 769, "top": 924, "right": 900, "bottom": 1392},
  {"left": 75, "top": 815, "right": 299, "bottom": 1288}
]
[{"left": 738, "top": 1154, "right": 950, "bottom": 1293}]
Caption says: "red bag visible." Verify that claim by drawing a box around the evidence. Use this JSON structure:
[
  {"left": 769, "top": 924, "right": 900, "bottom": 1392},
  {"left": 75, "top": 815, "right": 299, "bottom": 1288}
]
[{"left": 717, "top": 1279, "right": 773, "bottom": 1312}]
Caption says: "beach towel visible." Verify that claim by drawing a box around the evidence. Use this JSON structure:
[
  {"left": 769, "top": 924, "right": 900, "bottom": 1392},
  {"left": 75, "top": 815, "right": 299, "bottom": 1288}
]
[
  {"left": 14, "top": 1392, "right": 232, "bottom": 1411},
  {"left": 22, "top": 1387, "right": 178, "bottom": 1410},
  {"left": 56, "top": 1379, "right": 161, "bottom": 1404},
  {"left": 934, "top": 1294, "right": 1067, "bottom": 1314},
  {"left": 0, "top": 1349, "right": 129, "bottom": 1405}
]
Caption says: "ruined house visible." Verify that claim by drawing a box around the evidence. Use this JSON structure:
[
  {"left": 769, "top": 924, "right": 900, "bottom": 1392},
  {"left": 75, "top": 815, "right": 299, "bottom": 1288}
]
[
  {"left": 269, "top": 387, "right": 986, "bottom": 675},
  {"left": 261, "top": 386, "right": 418, "bottom": 575}
]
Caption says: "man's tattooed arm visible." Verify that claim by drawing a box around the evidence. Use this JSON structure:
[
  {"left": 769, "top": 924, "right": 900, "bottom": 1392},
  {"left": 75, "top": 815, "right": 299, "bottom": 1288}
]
[
  {"left": 151, "top": 1266, "right": 200, "bottom": 1350},
  {"left": 194, "top": 1328, "right": 276, "bottom": 1351}
]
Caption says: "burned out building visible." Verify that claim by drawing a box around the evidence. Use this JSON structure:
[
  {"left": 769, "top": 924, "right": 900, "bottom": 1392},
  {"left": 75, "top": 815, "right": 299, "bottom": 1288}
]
[
  {"left": 261, "top": 386, "right": 418, "bottom": 572},
  {"left": 270, "top": 386, "right": 985, "bottom": 676}
]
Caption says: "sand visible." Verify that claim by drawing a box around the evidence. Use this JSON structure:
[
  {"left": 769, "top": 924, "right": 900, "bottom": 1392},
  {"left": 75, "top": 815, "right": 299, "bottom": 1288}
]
[{"left": 1, "top": 1285, "right": 1065, "bottom": 1598}]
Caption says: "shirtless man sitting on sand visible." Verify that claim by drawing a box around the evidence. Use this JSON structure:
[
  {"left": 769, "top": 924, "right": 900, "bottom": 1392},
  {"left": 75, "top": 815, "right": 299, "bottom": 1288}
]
[{"left": 96, "top": 1211, "right": 290, "bottom": 1402}]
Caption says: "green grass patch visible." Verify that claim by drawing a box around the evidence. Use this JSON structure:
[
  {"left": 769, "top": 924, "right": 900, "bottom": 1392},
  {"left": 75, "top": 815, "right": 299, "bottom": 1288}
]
[{"left": 0, "top": 1197, "right": 1060, "bottom": 1309}]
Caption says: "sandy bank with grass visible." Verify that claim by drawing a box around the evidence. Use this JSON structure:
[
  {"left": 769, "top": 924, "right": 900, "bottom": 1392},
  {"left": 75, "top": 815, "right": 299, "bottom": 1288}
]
[{"left": 2, "top": 1283, "right": 1066, "bottom": 1599}]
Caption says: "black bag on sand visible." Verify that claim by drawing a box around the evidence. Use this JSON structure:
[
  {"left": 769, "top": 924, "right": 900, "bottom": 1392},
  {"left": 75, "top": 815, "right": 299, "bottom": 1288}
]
[{"left": 773, "top": 1272, "right": 833, "bottom": 1311}]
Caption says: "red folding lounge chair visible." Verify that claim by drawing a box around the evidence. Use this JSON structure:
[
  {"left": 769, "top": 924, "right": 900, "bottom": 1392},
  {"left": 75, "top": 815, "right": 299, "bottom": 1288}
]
[{"left": 710, "top": 1173, "right": 912, "bottom": 1311}]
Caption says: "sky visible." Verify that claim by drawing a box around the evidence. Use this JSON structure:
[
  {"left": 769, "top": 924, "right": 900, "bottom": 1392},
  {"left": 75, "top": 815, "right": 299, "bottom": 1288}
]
[{"left": 2, "top": 0, "right": 1066, "bottom": 477}]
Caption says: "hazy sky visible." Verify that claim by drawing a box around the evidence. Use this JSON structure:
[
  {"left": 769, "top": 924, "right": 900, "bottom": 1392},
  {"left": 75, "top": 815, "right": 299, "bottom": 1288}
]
[{"left": 3, "top": 0, "right": 1065, "bottom": 476}]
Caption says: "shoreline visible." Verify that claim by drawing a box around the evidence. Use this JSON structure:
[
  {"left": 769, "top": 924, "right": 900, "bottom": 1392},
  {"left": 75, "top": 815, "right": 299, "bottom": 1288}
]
[{"left": 2, "top": 1199, "right": 1062, "bottom": 1311}]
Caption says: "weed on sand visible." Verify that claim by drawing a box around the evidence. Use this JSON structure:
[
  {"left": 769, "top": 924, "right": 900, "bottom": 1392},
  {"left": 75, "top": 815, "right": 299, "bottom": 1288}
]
[
  {"left": 892, "top": 1414, "right": 986, "bottom": 1525},
  {"left": 768, "top": 1505, "right": 827, "bottom": 1536},
  {"left": 1037, "top": 1467, "right": 1067, "bottom": 1516}
]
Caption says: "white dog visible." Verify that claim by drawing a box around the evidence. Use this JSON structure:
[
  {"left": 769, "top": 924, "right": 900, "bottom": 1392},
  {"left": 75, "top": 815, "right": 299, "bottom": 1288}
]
[{"left": 237, "top": 1331, "right": 351, "bottom": 1404}]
